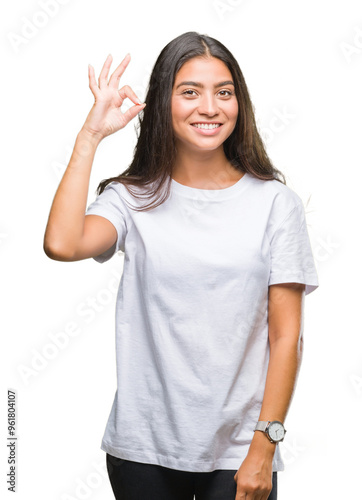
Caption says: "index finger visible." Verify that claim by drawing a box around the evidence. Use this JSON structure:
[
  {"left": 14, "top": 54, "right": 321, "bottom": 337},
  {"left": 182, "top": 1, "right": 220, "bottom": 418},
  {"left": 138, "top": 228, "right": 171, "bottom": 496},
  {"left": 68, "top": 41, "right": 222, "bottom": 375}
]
[{"left": 108, "top": 53, "right": 131, "bottom": 89}]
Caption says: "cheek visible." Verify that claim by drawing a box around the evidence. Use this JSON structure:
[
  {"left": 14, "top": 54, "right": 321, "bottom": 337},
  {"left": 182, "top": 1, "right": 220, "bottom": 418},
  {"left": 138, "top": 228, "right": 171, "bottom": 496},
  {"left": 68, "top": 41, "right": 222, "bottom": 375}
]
[
  {"left": 225, "top": 101, "right": 239, "bottom": 122},
  {"left": 171, "top": 97, "right": 195, "bottom": 122}
]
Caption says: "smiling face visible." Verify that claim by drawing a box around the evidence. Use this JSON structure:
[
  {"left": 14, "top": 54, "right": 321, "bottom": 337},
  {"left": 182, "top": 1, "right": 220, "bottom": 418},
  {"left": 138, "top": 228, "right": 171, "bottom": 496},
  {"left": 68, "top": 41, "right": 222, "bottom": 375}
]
[{"left": 171, "top": 56, "right": 239, "bottom": 154}]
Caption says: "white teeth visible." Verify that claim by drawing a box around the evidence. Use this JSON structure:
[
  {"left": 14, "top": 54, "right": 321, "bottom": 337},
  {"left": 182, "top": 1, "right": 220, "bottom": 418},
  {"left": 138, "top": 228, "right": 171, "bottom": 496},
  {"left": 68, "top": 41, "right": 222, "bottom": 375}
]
[{"left": 192, "top": 123, "right": 221, "bottom": 129}]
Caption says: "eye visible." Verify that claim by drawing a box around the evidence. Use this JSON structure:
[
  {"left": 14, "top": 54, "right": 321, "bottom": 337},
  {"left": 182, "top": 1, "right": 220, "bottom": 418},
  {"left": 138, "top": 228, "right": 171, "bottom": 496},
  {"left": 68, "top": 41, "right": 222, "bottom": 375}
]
[
  {"left": 218, "top": 89, "right": 234, "bottom": 97},
  {"left": 180, "top": 89, "right": 235, "bottom": 97},
  {"left": 181, "top": 89, "right": 198, "bottom": 96}
]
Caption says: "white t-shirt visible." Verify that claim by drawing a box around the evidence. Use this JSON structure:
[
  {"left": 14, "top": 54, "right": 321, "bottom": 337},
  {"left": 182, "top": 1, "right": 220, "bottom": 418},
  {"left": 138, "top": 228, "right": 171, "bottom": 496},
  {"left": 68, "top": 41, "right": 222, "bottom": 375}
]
[{"left": 85, "top": 171, "right": 319, "bottom": 473}]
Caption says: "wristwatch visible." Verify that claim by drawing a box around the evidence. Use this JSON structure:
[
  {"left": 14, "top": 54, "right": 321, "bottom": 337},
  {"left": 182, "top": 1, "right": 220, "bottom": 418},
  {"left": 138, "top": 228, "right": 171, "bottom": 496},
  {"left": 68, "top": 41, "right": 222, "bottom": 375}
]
[{"left": 254, "top": 420, "right": 286, "bottom": 443}]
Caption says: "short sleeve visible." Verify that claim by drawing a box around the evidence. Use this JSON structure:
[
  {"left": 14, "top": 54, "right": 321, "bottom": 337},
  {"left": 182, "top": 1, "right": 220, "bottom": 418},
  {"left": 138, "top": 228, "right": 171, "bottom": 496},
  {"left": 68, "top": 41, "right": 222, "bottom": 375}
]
[
  {"left": 85, "top": 182, "right": 127, "bottom": 263},
  {"left": 268, "top": 200, "right": 319, "bottom": 295}
]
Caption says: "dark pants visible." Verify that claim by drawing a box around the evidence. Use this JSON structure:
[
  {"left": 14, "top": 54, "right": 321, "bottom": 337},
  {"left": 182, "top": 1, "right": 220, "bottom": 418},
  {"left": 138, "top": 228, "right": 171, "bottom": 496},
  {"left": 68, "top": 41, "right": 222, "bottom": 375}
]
[{"left": 106, "top": 453, "right": 277, "bottom": 500}]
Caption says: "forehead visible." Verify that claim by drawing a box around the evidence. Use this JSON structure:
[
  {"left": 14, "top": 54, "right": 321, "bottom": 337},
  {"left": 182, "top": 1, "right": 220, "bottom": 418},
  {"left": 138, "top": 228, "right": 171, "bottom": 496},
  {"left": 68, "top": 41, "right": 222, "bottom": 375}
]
[{"left": 174, "top": 56, "right": 232, "bottom": 82}]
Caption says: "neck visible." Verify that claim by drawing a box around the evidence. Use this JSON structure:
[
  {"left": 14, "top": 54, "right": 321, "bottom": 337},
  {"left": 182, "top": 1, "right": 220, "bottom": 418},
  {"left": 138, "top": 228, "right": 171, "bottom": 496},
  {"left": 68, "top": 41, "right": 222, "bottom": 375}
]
[{"left": 172, "top": 145, "right": 242, "bottom": 189}]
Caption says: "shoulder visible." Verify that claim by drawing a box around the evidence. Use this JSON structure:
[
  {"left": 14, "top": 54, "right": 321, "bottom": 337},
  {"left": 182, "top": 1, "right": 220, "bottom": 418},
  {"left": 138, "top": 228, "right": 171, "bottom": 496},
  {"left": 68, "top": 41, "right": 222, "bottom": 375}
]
[
  {"left": 98, "top": 179, "right": 161, "bottom": 216},
  {"left": 99, "top": 180, "right": 142, "bottom": 206},
  {"left": 248, "top": 174, "right": 303, "bottom": 214},
  {"left": 104, "top": 180, "right": 154, "bottom": 198},
  {"left": 245, "top": 174, "right": 305, "bottom": 235},
  {"left": 101, "top": 180, "right": 127, "bottom": 196}
]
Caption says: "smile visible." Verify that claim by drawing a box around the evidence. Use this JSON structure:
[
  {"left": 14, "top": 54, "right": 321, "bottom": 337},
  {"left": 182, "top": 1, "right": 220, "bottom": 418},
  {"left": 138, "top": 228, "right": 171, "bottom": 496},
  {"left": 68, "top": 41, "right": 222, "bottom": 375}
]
[{"left": 191, "top": 123, "right": 222, "bottom": 129}]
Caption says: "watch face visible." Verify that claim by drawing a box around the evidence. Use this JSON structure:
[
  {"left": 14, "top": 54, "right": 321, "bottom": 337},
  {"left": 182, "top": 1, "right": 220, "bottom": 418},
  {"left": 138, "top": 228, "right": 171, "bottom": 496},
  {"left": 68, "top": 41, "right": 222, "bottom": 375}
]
[{"left": 268, "top": 421, "right": 285, "bottom": 442}]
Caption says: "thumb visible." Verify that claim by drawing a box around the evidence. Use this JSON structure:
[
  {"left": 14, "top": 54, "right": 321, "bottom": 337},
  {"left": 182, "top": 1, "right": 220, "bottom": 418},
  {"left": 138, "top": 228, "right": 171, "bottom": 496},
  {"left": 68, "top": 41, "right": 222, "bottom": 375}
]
[{"left": 122, "top": 102, "right": 146, "bottom": 124}]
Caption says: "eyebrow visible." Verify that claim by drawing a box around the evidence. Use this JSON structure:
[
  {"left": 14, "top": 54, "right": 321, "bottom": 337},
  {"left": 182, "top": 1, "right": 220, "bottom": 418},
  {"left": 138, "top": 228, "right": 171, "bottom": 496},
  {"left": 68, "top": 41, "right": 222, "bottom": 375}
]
[{"left": 176, "top": 80, "right": 235, "bottom": 89}]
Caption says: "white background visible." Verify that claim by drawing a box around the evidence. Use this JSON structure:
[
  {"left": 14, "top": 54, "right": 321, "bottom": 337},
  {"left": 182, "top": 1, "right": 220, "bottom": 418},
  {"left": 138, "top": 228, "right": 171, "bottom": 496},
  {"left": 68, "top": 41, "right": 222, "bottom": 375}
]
[{"left": 1, "top": 0, "right": 361, "bottom": 498}]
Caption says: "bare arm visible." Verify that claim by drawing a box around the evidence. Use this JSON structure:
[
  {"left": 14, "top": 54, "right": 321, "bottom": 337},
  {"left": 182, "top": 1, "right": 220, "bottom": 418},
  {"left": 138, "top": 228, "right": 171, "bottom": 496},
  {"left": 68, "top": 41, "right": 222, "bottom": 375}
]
[
  {"left": 43, "top": 129, "right": 112, "bottom": 261},
  {"left": 256, "top": 282, "right": 305, "bottom": 427},
  {"left": 234, "top": 282, "right": 305, "bottom": 500},
  {"left": 43, "top": 53, "right": 145, "bottom": 261}
]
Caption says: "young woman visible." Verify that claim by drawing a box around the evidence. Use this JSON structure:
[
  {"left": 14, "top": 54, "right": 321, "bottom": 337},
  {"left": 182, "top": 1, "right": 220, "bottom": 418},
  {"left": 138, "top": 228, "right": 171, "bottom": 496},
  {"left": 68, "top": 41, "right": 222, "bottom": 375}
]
[{"left": 43, "top": 32, "right": 319, "bottom": 500}]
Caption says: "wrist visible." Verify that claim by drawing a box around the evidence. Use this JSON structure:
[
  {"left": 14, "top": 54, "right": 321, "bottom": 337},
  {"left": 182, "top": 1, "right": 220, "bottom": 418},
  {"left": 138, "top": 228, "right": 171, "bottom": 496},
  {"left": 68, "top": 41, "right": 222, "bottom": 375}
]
[
  {"left": 249, "top": 429, "right": 277, "bottom": 458},
  {"left": 78, "top": 127, "right": 103, "bottom": 147}
]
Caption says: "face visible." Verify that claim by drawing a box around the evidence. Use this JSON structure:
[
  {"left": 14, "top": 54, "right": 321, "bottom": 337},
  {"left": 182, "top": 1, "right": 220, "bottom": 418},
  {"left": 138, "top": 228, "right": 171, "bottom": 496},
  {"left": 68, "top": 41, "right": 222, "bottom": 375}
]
[{"left": 171, "top": 56, "right": 239, "bottom": 153}]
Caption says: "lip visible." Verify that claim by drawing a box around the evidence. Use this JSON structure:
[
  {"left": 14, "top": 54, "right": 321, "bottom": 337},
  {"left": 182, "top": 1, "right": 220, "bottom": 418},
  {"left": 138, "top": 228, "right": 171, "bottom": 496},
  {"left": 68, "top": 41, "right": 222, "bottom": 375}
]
[
  {"left": 190, "top": 123, "right": 223, "bottom": 135},
  {"left": 191, "top": 122, "right": 223, "bottom": 125}
]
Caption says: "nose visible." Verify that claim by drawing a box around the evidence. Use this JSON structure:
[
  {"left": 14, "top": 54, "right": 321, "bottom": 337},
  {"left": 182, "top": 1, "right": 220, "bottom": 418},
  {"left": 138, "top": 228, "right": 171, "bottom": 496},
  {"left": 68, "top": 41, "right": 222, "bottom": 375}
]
[{"left": 197, "top": 92, "right": 219, "bottom": 116}]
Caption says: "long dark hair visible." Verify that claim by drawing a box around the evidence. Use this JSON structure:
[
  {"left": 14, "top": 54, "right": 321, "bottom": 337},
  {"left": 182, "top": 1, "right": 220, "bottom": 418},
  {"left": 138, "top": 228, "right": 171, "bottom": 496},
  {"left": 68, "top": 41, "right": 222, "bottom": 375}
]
[{"left": 96, "top": 31, "right": 286, "bottom": 212}]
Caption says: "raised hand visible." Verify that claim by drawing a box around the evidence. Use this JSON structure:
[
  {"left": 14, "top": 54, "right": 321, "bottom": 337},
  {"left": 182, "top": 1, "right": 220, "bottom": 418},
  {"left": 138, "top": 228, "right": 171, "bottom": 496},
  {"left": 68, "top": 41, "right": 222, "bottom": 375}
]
[{"left": 82, "top": 53, "right": 145, "bottom": 141}]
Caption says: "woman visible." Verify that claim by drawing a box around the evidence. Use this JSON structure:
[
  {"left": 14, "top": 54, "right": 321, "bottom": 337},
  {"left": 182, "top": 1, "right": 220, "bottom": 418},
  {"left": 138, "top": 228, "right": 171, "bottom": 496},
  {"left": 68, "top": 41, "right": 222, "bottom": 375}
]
[{"left": 43, "top": 32, "right": 319, "bottom": 500}]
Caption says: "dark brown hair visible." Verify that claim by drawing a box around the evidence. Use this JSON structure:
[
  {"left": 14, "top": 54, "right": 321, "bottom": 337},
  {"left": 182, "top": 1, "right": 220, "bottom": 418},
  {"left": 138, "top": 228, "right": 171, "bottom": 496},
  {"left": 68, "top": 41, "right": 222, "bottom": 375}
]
[{"left": 96, "top": 31, "right": 286, "bottom": 211}]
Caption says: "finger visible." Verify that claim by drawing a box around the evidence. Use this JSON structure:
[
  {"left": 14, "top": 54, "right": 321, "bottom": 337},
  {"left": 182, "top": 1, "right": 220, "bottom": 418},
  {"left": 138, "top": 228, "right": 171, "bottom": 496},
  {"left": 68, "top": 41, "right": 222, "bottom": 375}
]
[
  {"left": 98, "top": 54, "right": 113, "bottom": 88},
  {"left": 235, "top": 487, "right": 246, "bottom": 500},
  {"left": 261, "top": 489, "right": 272, "bottom": 500},
  {"left": 122, "top": 102, "right": 146, "bottom": 124},
  {"left": 109, "top": 53, "right": 131, "bottom": 89},
  {"left": 88, "top": 64, "right": 100, "bottom": 98},
  {"left": 118, "top": 84, "right": 143, "bottom": 107},
  {"left": 255, "top": 491, "right": 267, "bottom": 500}
]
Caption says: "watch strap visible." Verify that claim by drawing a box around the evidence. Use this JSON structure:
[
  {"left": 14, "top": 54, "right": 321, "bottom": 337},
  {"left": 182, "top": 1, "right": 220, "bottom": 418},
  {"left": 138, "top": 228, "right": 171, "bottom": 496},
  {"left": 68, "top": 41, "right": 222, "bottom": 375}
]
[{"left": 254, "top": 421, "right": 270, "bottom": 432}]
